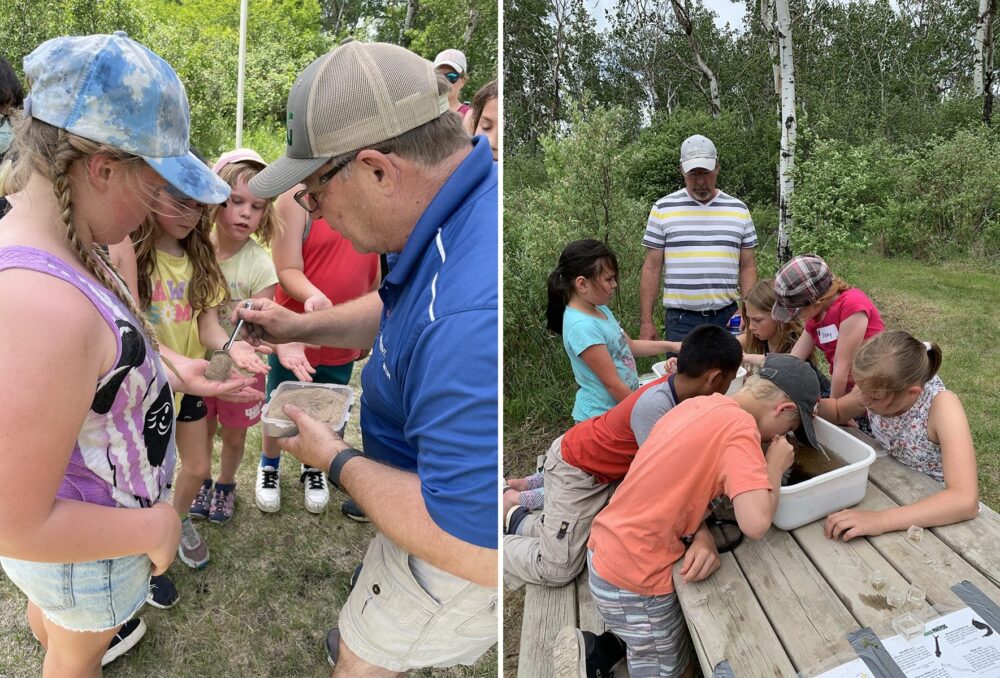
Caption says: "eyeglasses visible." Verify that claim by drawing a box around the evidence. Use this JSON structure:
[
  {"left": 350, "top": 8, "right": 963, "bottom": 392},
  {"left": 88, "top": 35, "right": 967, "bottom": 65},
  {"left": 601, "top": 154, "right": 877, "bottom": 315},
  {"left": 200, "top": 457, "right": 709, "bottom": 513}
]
[
  {"left": 444, "top": 71, "right": 461, "bottom": 84},
  {"left": 294, "top": 152, "right": 358, "bottom": 213}
]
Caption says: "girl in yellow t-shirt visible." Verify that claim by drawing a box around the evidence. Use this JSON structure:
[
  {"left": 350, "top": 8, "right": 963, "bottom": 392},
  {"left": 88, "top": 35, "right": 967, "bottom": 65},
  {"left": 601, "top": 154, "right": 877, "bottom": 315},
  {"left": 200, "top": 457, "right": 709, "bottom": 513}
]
[{"left": 132, "top": 160, "right": 269, "bottom": 574}]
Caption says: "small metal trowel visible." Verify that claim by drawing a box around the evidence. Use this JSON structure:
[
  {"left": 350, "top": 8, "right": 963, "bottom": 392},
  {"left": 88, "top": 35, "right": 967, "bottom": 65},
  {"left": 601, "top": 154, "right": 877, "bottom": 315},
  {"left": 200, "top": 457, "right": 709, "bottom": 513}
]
[{"left": 205, "top": 300, "right": 253, "bottom": 382}]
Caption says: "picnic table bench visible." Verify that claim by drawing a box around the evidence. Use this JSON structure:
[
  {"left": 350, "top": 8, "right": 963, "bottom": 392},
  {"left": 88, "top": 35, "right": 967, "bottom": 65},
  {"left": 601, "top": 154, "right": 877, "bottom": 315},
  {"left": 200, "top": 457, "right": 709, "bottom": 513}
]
[{"left": 516, "top": 432, "right": 1000, "bottom": 677}]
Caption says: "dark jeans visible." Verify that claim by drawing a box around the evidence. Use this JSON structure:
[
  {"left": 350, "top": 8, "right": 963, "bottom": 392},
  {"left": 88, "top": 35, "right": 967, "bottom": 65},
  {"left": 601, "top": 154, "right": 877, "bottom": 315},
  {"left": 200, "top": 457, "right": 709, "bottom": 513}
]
[{"left": 664, "top": 302, "right": 739, "bottom": 342}]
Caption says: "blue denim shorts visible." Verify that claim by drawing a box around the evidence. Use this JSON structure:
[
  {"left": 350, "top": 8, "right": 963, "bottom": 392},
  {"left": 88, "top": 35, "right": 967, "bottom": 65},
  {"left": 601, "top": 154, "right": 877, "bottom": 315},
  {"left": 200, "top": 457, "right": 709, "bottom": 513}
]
[{"left": 0, "top": 554, "right": 150, "bottom": 632}]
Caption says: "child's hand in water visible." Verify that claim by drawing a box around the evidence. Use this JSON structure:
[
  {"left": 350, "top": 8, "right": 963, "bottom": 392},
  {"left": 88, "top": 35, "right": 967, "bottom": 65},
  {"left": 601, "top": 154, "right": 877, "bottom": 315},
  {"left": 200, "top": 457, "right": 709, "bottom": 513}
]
[
  {"left": 147, "top": 502, "right": 181, "bottom": 576},
  {"left": 229, "top": 340, "right": 271, "bottom": 374},
  {"left": 824, "top": 508, "right": 887, "bottom": 541},
  {"left": 765, "top": 435, "right": 795, "bottom": 473}
]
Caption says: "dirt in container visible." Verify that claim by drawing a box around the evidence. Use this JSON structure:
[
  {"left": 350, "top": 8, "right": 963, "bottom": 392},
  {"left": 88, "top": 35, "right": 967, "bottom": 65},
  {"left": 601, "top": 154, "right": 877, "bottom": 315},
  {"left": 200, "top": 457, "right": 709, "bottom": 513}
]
[
  {"left": 782, "top": 440, "right": 849, "bottom": 486},
  {"left": 268, "top": 388, "right": 349, "bottom": 425}
]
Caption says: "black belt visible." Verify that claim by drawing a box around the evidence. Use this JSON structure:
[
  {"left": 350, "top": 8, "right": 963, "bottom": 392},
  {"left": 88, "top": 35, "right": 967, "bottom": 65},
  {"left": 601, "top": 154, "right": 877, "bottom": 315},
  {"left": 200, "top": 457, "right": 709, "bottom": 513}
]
[{"left": 668, "top": 302, "right": 737, "bottom": 316}]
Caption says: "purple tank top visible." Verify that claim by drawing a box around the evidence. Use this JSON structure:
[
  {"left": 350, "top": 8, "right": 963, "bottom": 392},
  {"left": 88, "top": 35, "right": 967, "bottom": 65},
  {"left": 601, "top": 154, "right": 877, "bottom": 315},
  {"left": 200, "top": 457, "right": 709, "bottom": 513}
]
[{"left": 0, "top": 246, "right": 176, "bottom": 507}]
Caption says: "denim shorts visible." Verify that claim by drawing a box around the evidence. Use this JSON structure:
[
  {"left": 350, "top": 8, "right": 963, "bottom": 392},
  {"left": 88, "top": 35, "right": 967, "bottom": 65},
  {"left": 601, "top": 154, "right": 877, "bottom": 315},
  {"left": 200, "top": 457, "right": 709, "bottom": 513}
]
[{"left": 0, "top": 554, "right": 150, "bottom": 632}]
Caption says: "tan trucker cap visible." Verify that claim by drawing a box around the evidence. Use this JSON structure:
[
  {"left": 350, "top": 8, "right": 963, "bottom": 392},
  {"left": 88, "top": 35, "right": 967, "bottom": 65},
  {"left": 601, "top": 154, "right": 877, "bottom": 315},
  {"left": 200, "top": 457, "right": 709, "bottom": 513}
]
[{"left": 249, "top": 39, "right": 450, "bottom": 198}]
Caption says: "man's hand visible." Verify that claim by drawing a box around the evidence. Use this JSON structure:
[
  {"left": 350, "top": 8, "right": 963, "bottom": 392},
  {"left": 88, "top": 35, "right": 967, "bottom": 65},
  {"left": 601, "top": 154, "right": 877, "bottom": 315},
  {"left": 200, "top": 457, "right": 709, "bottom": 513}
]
[
  {"left": 234, "top": 299, "right": 304, "bottom": 346},
  {"left": 276, "top": 404, "right": 350, "bottom": 470},
  {"left": 639, "top": 320, "right": 659, "bottom": 341},
  {"left": 679, "top": 523, "right": 721, "bottom": 582}
]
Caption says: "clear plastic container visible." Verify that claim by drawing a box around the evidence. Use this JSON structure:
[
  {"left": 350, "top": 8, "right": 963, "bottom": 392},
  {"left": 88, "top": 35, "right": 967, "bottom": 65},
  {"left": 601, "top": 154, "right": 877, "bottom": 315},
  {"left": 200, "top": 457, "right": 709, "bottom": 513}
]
[
  {"left": 868, "top": 570, "right": 887, "bottom": 591},
  {"left": 907, "top": 583, "right": 926, "bottom": 608},
  {"left": 886, "top": 586, "right": 907, "bottom": 609},
  {"left": 260, "top": 381, "right": 355, "bottom": 438},
  {"left": 892, "top": 613, "right": 924, "bottom": 640},
  {"left": 907, "top": 525, "right": 924, "bottom": 543}
]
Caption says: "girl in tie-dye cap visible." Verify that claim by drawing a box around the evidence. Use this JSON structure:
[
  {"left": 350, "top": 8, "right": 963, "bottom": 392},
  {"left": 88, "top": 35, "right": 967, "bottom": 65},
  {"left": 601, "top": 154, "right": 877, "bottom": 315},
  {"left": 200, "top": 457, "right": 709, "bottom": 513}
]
[{"left": 0, "top": 32, "right": 259, "bottom": 673}]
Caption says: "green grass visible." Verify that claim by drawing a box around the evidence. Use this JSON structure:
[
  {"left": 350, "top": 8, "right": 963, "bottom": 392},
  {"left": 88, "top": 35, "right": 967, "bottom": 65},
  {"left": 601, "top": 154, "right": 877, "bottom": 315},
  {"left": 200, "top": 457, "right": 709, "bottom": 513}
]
[
  {"left": 0, "top": 361, "right": 497, "bottom": 677},
  {"left": 501, "top": 254, "right": 1000, "bottom": 675}
]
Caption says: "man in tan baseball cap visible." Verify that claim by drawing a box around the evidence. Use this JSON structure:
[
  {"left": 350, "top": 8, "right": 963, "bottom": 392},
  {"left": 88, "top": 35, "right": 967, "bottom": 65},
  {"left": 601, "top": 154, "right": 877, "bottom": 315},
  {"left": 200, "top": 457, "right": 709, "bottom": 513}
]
[{"left": 243, "top": 39, "right": 498, "bottom": 675}]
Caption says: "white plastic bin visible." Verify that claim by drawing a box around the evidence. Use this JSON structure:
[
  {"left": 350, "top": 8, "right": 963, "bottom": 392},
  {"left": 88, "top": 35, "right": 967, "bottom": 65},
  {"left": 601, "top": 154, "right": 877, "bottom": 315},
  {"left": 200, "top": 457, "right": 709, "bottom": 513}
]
[
  {"left": 651, "top": 363, "right": 747, "bottom": 396},
  {"left": 261, "top": 381, "right": 355, "bottom": 438},
  {"left": 772, "top": 418, "right": 877, "bottom": 530}
]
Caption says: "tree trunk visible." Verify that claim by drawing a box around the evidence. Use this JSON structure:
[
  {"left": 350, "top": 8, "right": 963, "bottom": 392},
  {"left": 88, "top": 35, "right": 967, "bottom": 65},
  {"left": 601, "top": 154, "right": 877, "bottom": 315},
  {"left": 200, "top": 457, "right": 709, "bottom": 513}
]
[
  {"left": 760, "top": 0, "right": 781, "bottom": 127},
  {"left": 400, "top": 0, "right": 419, "bottom": 47},
  {"left": 974, "top": 0, "right": 997, "bottom": 124},
  {"left": 670, "top": 0, "right": 720, "bottom": 118},
  {"left": 774, "top": 0, "right": 796, "bottom": 264},
  {"left": 462, "top": 8, "right": 480, "bottom": 45}
]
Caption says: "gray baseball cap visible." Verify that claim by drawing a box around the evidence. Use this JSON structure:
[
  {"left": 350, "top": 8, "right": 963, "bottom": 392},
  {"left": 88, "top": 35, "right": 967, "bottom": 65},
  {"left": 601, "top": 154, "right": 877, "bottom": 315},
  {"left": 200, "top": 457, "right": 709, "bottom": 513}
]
[
  {"left": 757, "top": 354, "right": 821, "bottom": 448},
  {"left": 249, "top": 39, "right": 449, "bottom": 199}
]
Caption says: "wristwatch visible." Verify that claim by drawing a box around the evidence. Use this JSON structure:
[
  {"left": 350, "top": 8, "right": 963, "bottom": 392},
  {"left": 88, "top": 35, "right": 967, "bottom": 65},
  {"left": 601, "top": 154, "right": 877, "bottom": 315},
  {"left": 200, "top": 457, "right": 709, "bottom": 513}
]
[{"left": 327, "top": 448, "right": 363, "bottom": 491}]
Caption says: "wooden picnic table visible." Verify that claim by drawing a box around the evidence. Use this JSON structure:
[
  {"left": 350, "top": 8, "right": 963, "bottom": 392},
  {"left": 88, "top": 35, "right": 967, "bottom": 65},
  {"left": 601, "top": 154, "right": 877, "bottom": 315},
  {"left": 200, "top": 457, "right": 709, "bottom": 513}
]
[
  {"left": 517, "top": 432, "right": 1000, "bottom": 678},
  {"left": 674, "top": 430, "right": 1000, "bottom": 677}
]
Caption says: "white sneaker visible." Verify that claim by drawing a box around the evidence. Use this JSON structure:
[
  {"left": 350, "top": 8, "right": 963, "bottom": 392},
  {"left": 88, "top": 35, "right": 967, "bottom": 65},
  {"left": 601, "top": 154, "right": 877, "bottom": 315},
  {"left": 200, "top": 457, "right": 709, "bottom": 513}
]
[
  {"left": 255, "top": 465, "right": 281, "bottom": 513},
  {"left": 301, "top": 464, "right": 329, "bottom": 514}
]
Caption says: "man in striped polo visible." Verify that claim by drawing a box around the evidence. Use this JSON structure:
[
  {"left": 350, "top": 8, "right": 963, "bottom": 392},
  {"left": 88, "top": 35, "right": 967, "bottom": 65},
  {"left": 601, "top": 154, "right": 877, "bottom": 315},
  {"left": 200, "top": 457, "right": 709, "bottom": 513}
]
[{"left": 639, "top": 134, "right": 758, "bottom": 342}]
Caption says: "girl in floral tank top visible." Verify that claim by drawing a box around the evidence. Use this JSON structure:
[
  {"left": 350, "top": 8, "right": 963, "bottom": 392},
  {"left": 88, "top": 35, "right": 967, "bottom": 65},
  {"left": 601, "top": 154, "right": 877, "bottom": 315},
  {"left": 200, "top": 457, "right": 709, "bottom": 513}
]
[{"left": 817, "top": 331, "right": 980, "bottom": 542}]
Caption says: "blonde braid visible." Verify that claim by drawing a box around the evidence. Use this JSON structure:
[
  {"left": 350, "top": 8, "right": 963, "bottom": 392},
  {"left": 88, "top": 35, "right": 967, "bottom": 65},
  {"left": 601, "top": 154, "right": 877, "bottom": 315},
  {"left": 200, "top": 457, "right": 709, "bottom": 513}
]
[{"left": 47, "top": 130, "right": 161, "bottom": 351}]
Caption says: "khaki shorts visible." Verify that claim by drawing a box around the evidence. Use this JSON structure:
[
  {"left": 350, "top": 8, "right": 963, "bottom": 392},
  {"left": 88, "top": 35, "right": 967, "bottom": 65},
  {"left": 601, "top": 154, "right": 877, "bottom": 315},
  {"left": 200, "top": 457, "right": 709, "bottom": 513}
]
[{"left": 339, "top": 532, "right": 498, "bottom": 671}]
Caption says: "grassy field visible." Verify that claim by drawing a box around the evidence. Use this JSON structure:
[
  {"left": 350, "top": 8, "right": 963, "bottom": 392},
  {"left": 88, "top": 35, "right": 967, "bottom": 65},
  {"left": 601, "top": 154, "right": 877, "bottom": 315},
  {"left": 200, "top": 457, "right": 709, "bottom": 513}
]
[
  {"left": 0, "top": 361, "right": 497, "bottom": 678},
  {"left": 502, "top": 254, "right": 1000, "bottom": 677}
]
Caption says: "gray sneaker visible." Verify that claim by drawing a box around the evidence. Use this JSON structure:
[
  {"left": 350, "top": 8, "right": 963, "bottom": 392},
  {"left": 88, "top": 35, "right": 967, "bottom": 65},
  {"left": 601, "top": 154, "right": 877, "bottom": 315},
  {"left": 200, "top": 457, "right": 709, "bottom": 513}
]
[{"left": 177, "top": 518, "right": 209, "bottom": 569}]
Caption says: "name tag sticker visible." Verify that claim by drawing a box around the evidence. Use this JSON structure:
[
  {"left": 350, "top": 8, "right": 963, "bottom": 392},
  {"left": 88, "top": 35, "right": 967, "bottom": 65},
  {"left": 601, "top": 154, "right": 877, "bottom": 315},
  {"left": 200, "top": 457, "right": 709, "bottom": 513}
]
[{"left": 817, "top": 324, "right": 839, "bottom": 344}]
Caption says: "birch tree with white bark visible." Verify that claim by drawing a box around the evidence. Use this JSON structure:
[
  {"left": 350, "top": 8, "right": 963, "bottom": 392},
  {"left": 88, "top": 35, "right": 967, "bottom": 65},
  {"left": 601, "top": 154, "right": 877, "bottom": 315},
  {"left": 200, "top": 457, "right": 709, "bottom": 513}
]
[
  {"left": 974, "top": 0, "right": 997, "bottom": 124},
  {"left": 774, "top": 0, "right": 795, "bottom": 264}
]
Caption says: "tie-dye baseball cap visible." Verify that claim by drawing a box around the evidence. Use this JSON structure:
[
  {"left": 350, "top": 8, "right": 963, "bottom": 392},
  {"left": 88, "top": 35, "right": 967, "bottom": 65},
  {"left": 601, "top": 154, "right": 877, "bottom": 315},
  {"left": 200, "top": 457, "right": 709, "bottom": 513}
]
[{"left": 23, "top": 32, "right": 230, "bottom": 204}]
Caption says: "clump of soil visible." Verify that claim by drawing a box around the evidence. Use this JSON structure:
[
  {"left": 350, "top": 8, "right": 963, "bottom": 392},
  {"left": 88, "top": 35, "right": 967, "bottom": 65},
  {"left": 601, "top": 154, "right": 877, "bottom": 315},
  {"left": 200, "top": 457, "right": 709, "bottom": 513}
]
[
  {"left": 205, "top": 352, "right": 234, "bottom": 382},
  {"left": 268, "top": 388, "right": 349, "bottom": 425}
]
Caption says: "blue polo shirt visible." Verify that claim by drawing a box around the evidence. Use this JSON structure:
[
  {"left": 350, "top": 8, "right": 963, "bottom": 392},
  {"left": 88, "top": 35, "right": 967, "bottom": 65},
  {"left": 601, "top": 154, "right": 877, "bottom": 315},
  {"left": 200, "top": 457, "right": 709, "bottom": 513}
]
[{"left": 359, "top": 138, "right": 498, "bottom": 550}]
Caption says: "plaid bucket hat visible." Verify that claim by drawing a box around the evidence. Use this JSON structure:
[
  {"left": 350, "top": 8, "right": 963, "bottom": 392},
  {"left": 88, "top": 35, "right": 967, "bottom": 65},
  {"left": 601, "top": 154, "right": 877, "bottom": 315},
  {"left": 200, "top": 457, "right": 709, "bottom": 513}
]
[
  {"left": 772, "top": 254, "right": 833, "bottom": 323},
  {"left": 23, "top": 32, "right": 230, "bottom": 204}
]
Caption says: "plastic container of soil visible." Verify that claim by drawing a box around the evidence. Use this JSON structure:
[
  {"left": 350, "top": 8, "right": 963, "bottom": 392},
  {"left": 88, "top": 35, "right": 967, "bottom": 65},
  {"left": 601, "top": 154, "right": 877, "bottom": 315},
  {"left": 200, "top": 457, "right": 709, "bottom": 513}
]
[
  {"left": 261, "top": 381, "right": 355, "bottom": 438},
  {"left": 772, "top": 417, "right": 876, "bottom": 530}
]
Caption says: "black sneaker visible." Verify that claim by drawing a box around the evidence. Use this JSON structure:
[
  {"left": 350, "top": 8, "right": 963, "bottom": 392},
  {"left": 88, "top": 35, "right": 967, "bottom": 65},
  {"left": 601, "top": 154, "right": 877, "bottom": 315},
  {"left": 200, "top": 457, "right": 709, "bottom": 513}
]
[
  {"left": 146, "top": 574, "right": 179, "bottom": 609},
  {"left": 341, "top": 498, "right": 370, "bottom": 523},
  {"left": 101, "top": 617, "right": 147, "bottom": 666},
  {"left": 553, "top": 627, "right": 621, "bottom": 678},
  {"left": 189, "top": 479, "right": 213, "bottom": 520},
  {"left": 325, "top": 627, "right": 341, "bottom": 668}
]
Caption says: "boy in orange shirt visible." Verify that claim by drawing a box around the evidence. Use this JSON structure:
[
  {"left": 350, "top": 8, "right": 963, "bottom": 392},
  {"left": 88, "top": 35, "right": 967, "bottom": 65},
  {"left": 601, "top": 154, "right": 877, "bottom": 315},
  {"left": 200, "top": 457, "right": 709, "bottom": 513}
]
[{"left": 556, "top": 353, "right": 820, "bottom": 678}]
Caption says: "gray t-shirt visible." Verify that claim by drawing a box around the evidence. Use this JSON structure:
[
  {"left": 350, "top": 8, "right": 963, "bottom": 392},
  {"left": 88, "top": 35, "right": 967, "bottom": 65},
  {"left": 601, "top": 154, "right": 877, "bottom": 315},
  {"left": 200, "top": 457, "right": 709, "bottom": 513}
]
[{"left": 630, "top": 375, "right": 680, "bottom": 446}]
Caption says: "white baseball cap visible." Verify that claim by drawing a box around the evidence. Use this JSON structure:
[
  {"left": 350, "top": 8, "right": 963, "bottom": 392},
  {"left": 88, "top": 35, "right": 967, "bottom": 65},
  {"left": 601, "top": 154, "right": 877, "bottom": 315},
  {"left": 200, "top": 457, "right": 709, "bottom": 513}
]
[
  {"left": 433, "top": 49, "right": 467, "bottom": 75},
  {"left": 680, "top": 134, "right": 718, "bottom": 174}
]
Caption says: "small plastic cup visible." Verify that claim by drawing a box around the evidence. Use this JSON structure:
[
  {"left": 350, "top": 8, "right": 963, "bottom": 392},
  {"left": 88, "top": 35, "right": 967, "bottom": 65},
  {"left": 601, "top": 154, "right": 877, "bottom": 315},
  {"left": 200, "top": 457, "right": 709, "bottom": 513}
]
[
  {"left": 907, "top": 583, "right": 926, "bottom": 608},
  {"left": 907, "top": 525, "right": 924, "bottom": 543},
  {"left": 868, "top": 570, "right": 887, "bottom": 592},
  {"left": 886, "top": 586, "right": 907, "bottom": 609},
  {"left": 892, "top": 613, "right": 924, "bottom": 640}
]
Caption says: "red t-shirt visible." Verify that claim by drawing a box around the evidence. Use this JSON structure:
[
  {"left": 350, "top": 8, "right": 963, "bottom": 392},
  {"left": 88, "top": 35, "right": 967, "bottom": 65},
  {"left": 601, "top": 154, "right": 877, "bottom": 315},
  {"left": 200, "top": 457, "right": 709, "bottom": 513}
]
[
  {"left": 805, "top": 287, "right": 884, "bottom": 389},
  {"left": 561, "top": 375, "right": 669, "bottom": 484},
  {"left": 274, "top": 217, "right": 380, "bottom": 367},
  {"left": 588, "top": 395, "right": 772, "bottom": 596}
]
